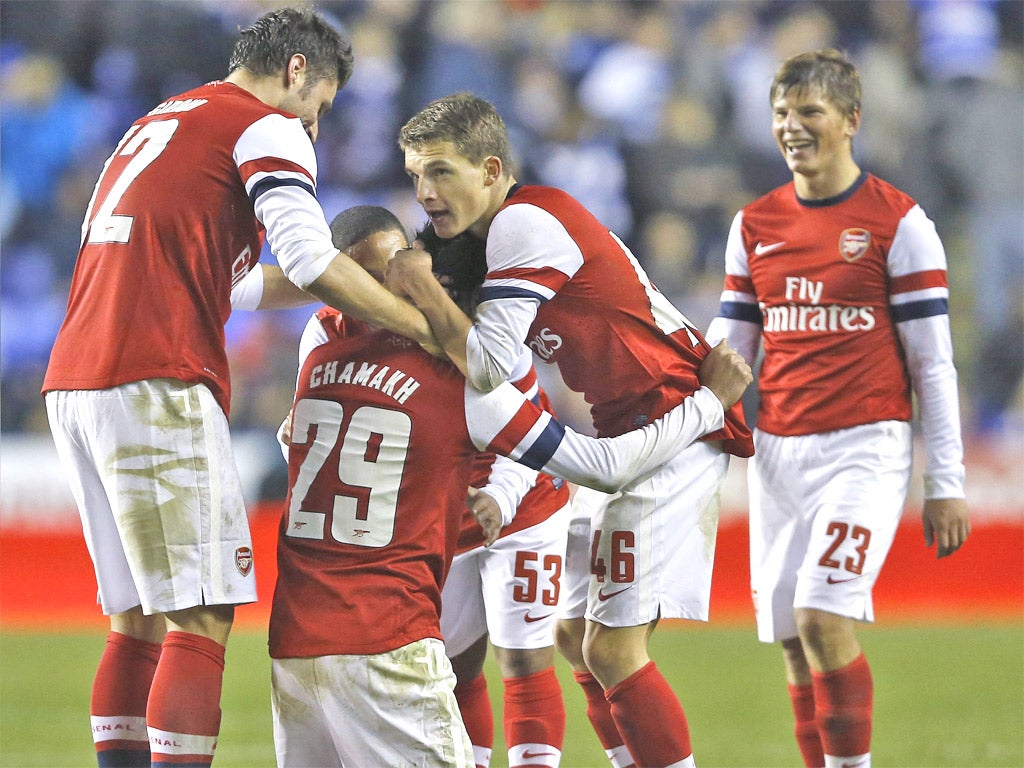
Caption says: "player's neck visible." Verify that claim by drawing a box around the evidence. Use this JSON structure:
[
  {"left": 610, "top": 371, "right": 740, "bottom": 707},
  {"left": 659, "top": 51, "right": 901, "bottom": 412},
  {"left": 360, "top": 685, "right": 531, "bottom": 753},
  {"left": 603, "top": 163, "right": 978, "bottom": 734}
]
[
  {"left": 224, "top": 69, "right": 288, "bottom": 110},
  {"left": 793, "top": 160, "right": 861, "bottom": 201},
  {"left": 471, "top": 175, "right": 517, "bottom": 239}
]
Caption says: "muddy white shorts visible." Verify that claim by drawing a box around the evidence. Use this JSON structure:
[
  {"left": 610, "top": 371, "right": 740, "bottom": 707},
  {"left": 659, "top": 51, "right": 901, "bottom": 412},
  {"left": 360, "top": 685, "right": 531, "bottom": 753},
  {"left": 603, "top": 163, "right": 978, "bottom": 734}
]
[
  {"left": 749, "top": 421, "right": 911, "bottom": 643},
  {"left": 587, "top": 440, "right": 729, "bottom": 627},
  {"left": 441, "top": 502, "right": 571, "bottom": 656},
  {"left": 271, "top": 637, "right": 473, "bottom": 768},
  {"left": 45, "top": 379, "right": 256, "bottom": 616},
  {"left": 558, "top": 486, "right": 615, "bottom": 621}
]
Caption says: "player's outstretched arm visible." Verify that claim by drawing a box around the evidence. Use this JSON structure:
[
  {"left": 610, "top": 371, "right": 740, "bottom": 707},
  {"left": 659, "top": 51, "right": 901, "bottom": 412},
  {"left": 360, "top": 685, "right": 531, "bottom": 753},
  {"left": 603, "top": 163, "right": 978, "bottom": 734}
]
[
  {"left": 308, "top": 251, "right": 439, "bottom": 352},
  {"left": 231, "top": 264, "right": 319, "bottom": 311},
  {"left": 466, "top": 382, "right": 726, "bottom": 493}
]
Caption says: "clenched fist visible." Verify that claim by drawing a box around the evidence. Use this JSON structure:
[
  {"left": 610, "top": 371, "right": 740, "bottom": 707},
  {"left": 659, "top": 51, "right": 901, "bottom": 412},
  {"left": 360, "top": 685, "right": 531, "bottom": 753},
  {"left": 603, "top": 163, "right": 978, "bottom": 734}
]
[{"left": 699, "top": 340, "right": 753, "bottom": 409}]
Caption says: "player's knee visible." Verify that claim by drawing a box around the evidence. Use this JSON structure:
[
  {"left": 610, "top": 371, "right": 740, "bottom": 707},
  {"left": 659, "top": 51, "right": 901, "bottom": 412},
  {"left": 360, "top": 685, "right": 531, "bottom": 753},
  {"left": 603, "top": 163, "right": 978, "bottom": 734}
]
[
  {"left": 554, "top": 619, "right": 586, "bottom": 669},
  {"left": 493, "top": 645, "right": 554, "bottom": 678},
  {"left": 794, "top": 608, "right": 856, "bottom": 663},
  {"left": 164, "top": 603, "right": 235, "bottom": 645}
]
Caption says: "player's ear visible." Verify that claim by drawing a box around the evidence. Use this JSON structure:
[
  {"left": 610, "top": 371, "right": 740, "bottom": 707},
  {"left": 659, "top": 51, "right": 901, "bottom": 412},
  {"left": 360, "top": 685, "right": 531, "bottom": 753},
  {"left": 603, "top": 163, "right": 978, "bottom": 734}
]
[
  {"left": 482, "top": 156, "right": 502, "bottom": 186},
  {"left": 845, "top": 107, "right": 861, "bottom": 139},
  {"left": 286, "top": 53, "right": 307, "bottom": 89}
]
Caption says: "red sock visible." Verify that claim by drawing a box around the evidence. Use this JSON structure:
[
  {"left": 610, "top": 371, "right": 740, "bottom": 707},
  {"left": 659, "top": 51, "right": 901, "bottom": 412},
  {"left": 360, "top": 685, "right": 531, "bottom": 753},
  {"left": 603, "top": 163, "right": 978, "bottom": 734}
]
[
  {"left": 788, "top": 683, "right": 825, "bottom": 768},
  {"left": 503, "top": 667, "right": 565, "bottom": 767},
  {"left": 606, "top": 661, "right": 692, "bottom": 767},
  {"left": 455, "top": 673, "right": 494, "bottom": 768},
  {"left": 147, "top": 631, "right": 225, "bottom": 768},
  {"left": 573, "top": 670, "right": 631, "bottom": 757},
  {"left": 91, "top": 631, "right": 161, "bottom": 767},
  {"left": 811, "top": 654, "right": 873, "bottom": 762}
]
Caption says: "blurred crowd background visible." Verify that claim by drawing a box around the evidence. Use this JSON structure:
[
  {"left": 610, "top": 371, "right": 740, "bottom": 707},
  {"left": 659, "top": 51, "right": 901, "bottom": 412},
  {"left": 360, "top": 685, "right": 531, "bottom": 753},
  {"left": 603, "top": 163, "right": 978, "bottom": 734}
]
[{"left": 2, "top": 0, "right": 1022, "bottom": 476}]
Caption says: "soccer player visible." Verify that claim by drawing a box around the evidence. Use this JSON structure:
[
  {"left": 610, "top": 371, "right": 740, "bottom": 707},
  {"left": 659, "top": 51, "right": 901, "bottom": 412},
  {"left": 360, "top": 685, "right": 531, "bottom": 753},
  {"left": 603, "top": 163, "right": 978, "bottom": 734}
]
[
  {"left": 553, "top": 485, "right": 634, "bottom": 768},
  {"left": 389, "top": 92, "right": 754, "bottom": 768},
  {"left": 427, "top": 229, "right": 570, "bottom": 768},
  {"left": 41, "top": 9, "right": 436, "bottom": 767},
  {"left": 269, "top": 205, "right": 751, "bottom": 766},
  {"left": 705, "top": 50, "right": 971, "bottom": 768}
]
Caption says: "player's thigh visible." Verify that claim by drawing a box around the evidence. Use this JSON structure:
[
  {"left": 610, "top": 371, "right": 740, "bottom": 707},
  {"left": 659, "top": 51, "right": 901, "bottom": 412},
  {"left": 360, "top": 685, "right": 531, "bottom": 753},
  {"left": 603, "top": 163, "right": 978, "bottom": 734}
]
[
  {"left": 271, "top": 658, "right": 341, "bottom": 768},
  {"left": 282, "top": 639, "right": 473, "bottom": 768},
  {"left": 52, "top": 380, "right": 255, "bottom": 615},
  {"left": 588, "top": 441, "right": 729, "bottom": 626},
  {"left": 46, "top": 390, "right": 139, "bottom": 614},
  {"left": 748, "top": 429, "right": 816, "bottom": 642},
  {"left": 795, "top": 421, "right": 911, "bottom": 622},
  {"left": 481, "top": 502, "right": 571, "bottom": 651},
  {"left": 559, "top": 487, "right": 614, "bottom": 622},
  {"left": 440, "top": 548, "right": 487, "bottom": 658}
]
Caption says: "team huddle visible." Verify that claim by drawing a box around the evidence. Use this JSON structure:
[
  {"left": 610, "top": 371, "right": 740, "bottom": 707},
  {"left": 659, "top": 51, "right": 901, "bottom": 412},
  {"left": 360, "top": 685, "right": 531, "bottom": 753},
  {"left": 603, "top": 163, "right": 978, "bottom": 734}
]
[{"left": 41, "top": 7, "right": 970, "bottom": 768}]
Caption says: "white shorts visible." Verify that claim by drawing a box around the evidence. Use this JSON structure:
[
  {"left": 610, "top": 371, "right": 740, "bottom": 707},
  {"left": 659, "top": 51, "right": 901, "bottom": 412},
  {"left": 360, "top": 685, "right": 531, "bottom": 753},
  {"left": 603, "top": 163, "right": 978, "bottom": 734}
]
[
  {"left": 271, "top": 637, "right": 473, "bottom": 768},
  {"left": 441, "top": 502, "right": 571, "bottom": 656},
  {"left": 558, "top": 486, "right": 615, "bottom": 621},
  {"left": 45, "top": 380, "right": 256, "bottom": 616},
  {"left": 587, "top": 440, "right": 729, "bottom": 626},
  {"left": 749, "top": 421, "right": 911, "bottom": 643}
]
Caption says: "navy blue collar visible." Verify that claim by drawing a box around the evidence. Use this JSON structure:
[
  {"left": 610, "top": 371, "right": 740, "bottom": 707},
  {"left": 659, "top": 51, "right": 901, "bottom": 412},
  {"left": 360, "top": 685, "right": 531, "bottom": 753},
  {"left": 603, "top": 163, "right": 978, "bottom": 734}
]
[{"left": 796, "top": 171, "right": 867, "bottom": 207}]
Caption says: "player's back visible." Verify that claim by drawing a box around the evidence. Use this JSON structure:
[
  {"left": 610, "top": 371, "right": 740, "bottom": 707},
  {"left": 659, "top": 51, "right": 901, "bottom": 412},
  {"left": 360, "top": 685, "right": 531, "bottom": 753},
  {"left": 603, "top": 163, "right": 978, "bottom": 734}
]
[
  {"left": 44, "top": 81, "right": 301, "bottom": 415},
  {"left": 270, "top": 326, "right": 479, "bottom": 659}
]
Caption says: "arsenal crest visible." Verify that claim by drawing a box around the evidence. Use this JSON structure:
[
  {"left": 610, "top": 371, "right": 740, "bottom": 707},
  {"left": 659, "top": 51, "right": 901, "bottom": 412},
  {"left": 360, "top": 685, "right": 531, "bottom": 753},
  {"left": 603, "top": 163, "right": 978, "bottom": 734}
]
[
  {"left": 839, "top": 228, "right": 871, "bottom": 262},
  {"left": 235, "top": 546, "right": 253, "bottom": 576}
]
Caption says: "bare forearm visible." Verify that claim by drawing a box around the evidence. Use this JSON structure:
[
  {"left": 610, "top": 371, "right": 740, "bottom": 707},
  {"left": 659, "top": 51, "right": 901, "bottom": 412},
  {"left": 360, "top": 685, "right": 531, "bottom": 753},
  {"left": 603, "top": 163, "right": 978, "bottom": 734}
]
[
  {"left": 258, "top": 265, "right": 317, "bottom": 309},
  {"left": 307, "top": 253, "right": 435, "bottom": 346},
  {"left": 402, "top": 268, "right": 472, "bottom": 376}
]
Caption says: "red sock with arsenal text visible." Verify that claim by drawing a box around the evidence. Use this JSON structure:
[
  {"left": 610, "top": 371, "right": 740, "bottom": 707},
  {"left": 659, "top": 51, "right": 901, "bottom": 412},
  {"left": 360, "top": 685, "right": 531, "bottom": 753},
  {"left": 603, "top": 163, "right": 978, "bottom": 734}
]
[
  {"left": 788, "top": 682, "right": 825, "bottom": 767},
  {"left": 606, "top": 661, "right": 694, "bottom": 768},
  {"left": 146, "top": 631, "right": 225, "bottom": 768},
  {"left": 572, "top": 669, "right": 635, "bottom": 768},
  {"left": 455, "top": 673, "right": 494, "bottom": 768},
  {"left": 503, "top": 667, "right": 565, "bottom": 768},
  {"left": 91, "top": 631, "right": 162, "bottom": 767},
  {"left": 812, "top": 653, "right": 873, "bottom": 768}
]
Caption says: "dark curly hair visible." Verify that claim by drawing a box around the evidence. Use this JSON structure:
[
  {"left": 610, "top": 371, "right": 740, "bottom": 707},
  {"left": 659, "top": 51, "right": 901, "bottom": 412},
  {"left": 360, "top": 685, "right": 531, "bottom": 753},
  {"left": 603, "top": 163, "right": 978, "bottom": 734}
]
[
  {"left": 415, "top": 222, "right": 487, "bottom": 316},
  {"left": 229, "top": 6, "right": 353, "bottom": 89}
]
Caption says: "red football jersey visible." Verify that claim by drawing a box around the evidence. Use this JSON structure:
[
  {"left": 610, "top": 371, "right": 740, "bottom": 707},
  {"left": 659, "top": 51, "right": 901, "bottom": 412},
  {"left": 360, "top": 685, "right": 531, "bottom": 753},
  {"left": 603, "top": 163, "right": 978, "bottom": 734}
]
[
  {"left": 269, "top": 326, "right": 476, "bottom": 658},
  {"left": 43, "top": 81, "right": 331, "bottom": 416},
  {"left": 479, "top": 185, "right": 752, "bottom": 456},
  {"left": 713, "top": 173, "right": 952, "bottom": 436},
  {"left": 457, "top": 364, "right": 570, "bottom": 554}
]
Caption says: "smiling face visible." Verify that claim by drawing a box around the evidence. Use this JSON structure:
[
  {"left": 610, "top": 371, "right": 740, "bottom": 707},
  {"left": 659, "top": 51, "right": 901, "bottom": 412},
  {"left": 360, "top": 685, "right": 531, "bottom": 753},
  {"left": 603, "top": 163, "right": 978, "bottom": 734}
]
[
  {"left": 772, "top": 84, "right": 860, "bottom": 199},
  {"left": 404, "top": 140, "right": 506, "bottom": 240}
]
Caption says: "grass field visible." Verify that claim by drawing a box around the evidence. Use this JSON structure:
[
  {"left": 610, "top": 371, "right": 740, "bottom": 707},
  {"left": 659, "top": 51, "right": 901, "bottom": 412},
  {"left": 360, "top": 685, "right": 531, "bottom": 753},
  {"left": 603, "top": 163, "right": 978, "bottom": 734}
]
[{"left": 1, "top": 621, "right": 1020, "bottom": 767}]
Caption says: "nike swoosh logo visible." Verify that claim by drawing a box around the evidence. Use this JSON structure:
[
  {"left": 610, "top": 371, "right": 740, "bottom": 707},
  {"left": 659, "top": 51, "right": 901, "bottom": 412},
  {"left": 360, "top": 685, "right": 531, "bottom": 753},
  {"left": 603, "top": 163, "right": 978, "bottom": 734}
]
[
  {"left": 524, "top": 612, "right": 555, "bottom": 623},
  {"left": 522, "top": 749, "right": 558, "bottom": 759},
  {"left": 597, "top": 585, "right": 632, "bottom": 601},
  {"left": 840, "top": 760, "right": 869, "bottom": 768},
  {"left": 754, "top": 241, "right": 786, "bottom": 255},
  {"left": 827, "top": 574, "right": 860, "bottom": 584}
]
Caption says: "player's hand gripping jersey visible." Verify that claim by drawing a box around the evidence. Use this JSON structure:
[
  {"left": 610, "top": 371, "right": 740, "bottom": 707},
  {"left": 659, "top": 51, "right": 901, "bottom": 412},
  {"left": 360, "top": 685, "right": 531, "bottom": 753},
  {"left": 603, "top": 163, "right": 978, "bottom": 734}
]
[
  {"left": 271, "top": 307, "right": 733, "bottom": 658},
  {"left": 44, "top": 81, "right": 339, "bottom": 415},
  {"left": 706, "top": 172, "right": 964, "bottom": 496},
  {"left": 468, "top": 184, "right": 753, "bottom": 456}
]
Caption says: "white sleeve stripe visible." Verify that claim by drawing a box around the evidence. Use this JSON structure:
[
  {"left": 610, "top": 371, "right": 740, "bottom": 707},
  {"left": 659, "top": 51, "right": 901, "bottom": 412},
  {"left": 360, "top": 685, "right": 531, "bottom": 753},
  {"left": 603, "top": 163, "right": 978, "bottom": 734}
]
[
  {"left": 889, "top": 286, "right": 950, "bottom": 304},
  {"left": 719, "top": 289, "right": 758, "bottom": 304}
]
